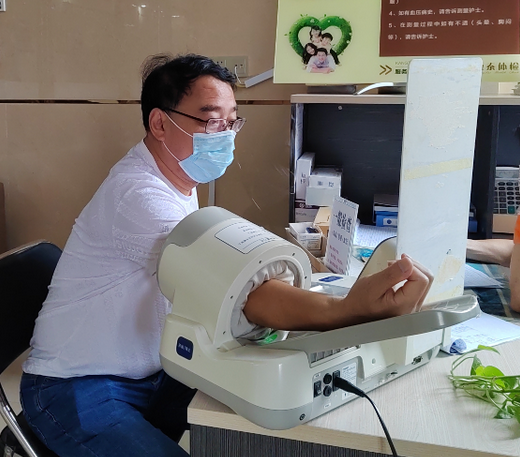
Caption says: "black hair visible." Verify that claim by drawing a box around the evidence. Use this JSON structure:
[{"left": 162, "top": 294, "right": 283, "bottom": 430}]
[
  {"left": 140, "top": 53, "right": 237, "bottom": 131},
  {"left": 316, "top": 47, "right": 328, "bottom": 55},
  {"left": 321, "top": 32, "right": 333, "bottom": 40},
  {"left": 302, "top": 42, "right": 318, "bottom": 64},
  {"left": 309, "top": 25, "right": 322, "bottom": 37}
]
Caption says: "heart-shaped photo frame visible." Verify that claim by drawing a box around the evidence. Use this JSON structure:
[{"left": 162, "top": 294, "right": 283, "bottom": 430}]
[{"left": 288, "top": 15, "right": 352, "bottom": 59}]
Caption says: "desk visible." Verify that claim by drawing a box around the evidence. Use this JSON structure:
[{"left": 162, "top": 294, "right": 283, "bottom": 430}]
[
  {"left": 188, "top": 338, "right": 520, "bottom": 457},
  {"left": 188, "top": 268, "right": 520, "bottom": 457}
]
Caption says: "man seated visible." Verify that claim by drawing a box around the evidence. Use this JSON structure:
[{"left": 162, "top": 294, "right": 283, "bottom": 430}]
[{"left": 20, "top": 53, "right": 433, "bottom": 457}]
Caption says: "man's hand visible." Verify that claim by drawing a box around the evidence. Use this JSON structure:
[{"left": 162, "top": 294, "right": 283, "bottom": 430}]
[{"left": 340, "top": 254, "right": 433, "bottom": 326}]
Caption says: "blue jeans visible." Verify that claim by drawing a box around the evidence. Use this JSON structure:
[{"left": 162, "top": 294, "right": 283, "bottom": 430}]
[{"left": 20, "top": 370, "right": 196, "bottom": 457}]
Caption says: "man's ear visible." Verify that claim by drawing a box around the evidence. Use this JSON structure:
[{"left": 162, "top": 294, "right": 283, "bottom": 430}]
[{"left": 148, "top": 108, "right": 167, "bottom": 142}]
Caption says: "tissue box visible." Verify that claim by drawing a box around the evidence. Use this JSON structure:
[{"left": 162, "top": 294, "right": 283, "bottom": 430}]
[
  {"left": 305, "top": 186, "right": 340, "bottom": 207},
  {"left": 295, "top": 152, "right": 315, "bottom": 200},
  {"left": 288, "top": 222, "right": 322, "bottom": 251},
  {"left": 308, "top": 168, "right": 342, "bottom": 189}
]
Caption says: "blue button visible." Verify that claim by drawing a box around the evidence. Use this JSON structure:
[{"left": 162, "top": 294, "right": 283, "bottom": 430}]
[{"left": 176, "top": 336, "right": 194, "bottom": 360}]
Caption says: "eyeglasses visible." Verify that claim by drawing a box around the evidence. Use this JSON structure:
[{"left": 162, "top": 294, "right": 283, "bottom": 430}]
[{"left": 168, "top": 109, "right": 246, "bottom": 133}]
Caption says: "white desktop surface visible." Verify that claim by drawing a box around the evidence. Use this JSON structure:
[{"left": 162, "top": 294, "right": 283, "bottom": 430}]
[{"left": 188, "top": 338, "right": 520, "bottom": 457}]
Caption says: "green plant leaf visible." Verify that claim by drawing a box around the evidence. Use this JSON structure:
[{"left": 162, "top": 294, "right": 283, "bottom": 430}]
[
  {"left": 477, "top": 345, "right": 500, "bottom": 354},
  {"left": 482, "top": 366, "right": 505, "bottom": 377},
  {"left": 499, "top": 376, "right": 519, "bottom": 390},
  {"left": 495, "top": 409, "right": 514, "bottom": 419},
  {"left": 471, "top": 355, "right": 483, "bottom": 375},
  {"left": 449, "top": 346, "right": 520, "bottom": 427},
  {"left": 514, "top": 407, "right": 520, "bottom": 424}
]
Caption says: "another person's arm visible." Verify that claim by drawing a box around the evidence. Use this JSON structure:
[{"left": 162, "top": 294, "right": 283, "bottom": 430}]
[
  {"left": 466, "top": 238, "right": 513, "bottom": 267},
  {"left": 510, "top": 215, "right": 520, "bottom": 312},
  {"left": 510, "top": 244, "right": 520, "bottom": 312},
  {"left": 244, "top": 254, "right": 432, "bottom": 331}
]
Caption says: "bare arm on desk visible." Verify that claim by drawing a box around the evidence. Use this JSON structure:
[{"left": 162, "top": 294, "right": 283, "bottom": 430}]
[
  {"left": 244, "top": 254, "right": 433, "bottom": 331},
  {"left": 466, "top": 238, "right": 520, "bottom": 312},
  {"left": 466, "top": 238, "right": 513, "bottom": 268}
]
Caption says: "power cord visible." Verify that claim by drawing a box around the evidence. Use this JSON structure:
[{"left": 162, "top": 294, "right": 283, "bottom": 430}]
[
  {"left": 333, "top": 376, "right": 400, "bottom": 457},
  {"left": 233, "top": 65, "right": 245, "bottom": 88}
]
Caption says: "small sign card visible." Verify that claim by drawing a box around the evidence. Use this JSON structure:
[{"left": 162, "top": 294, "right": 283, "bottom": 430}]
[{"left": 324, "top": 196, "right": 359, "bottom": 274}]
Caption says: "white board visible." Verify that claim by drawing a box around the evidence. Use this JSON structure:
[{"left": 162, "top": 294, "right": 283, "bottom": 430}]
[{"left": 396, "top": 58, "right": 483, "bottom": 303}]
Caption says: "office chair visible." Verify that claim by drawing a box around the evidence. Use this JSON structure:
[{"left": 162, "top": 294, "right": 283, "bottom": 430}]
[{"left": 0, "top": 240, "right": 61, "bottom": 457}]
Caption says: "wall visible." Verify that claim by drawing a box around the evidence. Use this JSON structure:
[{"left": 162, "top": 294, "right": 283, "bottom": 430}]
[{"left": 0, "top": 0, "right": 306, "bottom": 249}]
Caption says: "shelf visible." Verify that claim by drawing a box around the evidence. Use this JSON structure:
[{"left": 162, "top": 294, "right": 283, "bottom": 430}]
[{"left": 291, "top": 93, "right": 520, "bottom": 106}]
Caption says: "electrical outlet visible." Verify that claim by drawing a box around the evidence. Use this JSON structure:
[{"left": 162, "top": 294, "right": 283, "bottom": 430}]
[
  {"left": 212, "top": 56, "right": 248, "bottom": 78},
  {"left": 213, "top": 57, "right": 227, "bottom": 68},
  {"left": 0, "top": 0, "right": 6, "bottom": 12}
]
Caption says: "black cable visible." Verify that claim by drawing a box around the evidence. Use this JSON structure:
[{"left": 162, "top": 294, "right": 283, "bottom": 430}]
[{"left": 333, "top": 376, "right": 399, "bottom": 457}]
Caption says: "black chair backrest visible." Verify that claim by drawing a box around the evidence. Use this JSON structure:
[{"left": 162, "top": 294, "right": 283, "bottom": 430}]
[{"left": 0, "top": 242, "right": 61, "bottom": 373}]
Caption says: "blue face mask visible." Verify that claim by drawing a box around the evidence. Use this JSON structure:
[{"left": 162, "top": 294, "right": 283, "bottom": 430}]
[{"left": 163, "top": 113, "right": 236, "bottom": 184}]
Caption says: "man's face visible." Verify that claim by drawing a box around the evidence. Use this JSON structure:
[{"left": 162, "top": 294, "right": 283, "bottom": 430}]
[
  {"left": 165, "top": 75, "right": 237, "bottom": 163},
  {"left": 317, "top": 51, "right": 327, "bottom": 63},
  {"left": 322, "top": 37, "right": 331, "bottom": 46}
]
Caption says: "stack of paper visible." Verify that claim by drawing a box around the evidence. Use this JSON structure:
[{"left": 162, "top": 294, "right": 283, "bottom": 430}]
[{"left": 442, "top": 312, "right": 520, "bottom": 354}]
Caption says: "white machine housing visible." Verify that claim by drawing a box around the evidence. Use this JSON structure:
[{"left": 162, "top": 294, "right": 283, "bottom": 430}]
[
  {"left": 158, "top": 206, "right": 479, "bottom": 430},
  {"left": 160, "top": 57, "right": 484, "bottom": 430},
  {"left": 157, "top": 205, "right": 311, "bottom": 352}
]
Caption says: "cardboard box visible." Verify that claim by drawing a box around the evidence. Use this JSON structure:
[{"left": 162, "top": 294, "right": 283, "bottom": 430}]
[
  {"left": 308, "top": 168, "right": 342, "bottom": 189},
  {"left": 285, "top": 228, "right": 331, "bottom": 273},
  {"left": 314, "top": 206, "right": 331, "bottom": 237},
  {"left": 294, "top": 199, "right": 320, "bottom": 222},
  {"left": 288, "top": 222, "right": 322, "bottom": 251},
  {"left": 305, "top": 185, "right": 340, "bottom": 207},
  {"left": 295, "top": 152, "right": 315, "bottom": 200}
]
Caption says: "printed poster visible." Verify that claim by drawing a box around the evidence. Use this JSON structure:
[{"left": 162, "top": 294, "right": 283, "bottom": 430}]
[{"left": 274, "top": 0, "right": 520, "bottom": 84}]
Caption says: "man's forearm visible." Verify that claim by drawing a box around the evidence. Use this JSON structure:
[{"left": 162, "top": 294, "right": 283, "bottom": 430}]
[{"left": 243, "top": 279, "right": 347, "bottom": 331}]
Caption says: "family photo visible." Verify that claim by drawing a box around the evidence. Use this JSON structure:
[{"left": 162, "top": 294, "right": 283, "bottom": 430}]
[{"left": 286, "top": 15, "right": 353, "bottom": 74}]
